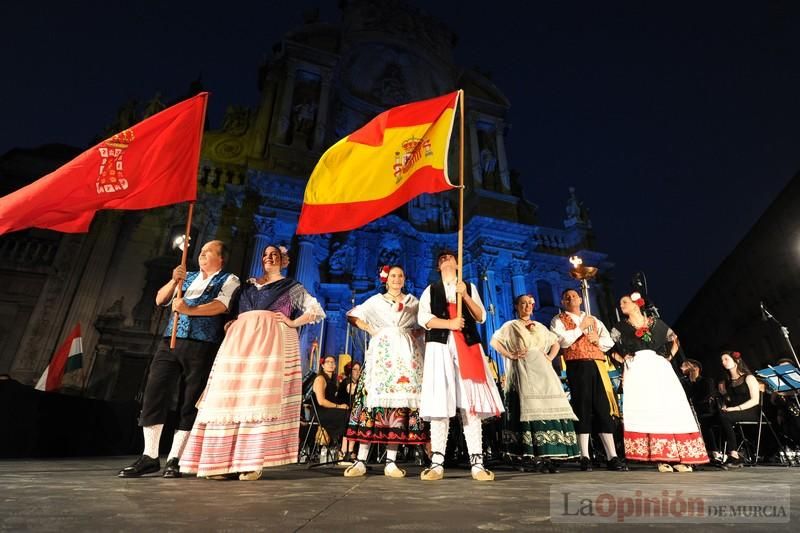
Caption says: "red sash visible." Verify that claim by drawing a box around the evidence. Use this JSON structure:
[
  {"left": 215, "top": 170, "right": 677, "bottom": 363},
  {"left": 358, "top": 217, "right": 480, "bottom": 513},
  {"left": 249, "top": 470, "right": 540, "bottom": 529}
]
[{"left": 448, "top": 303, "right": 486, "bottom": 382}]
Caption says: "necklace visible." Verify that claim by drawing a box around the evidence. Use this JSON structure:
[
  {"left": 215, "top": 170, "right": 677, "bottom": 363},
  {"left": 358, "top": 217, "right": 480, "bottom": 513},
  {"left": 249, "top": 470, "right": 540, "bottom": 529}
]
[{"left": 627, "top": 314, "right": 647, "bottom": 328}]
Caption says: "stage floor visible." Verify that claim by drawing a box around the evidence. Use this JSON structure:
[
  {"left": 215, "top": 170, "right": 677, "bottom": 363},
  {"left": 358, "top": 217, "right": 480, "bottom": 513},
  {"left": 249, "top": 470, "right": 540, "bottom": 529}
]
[{"left": 1, "top": 457, "right": 798, "bottom": 531}]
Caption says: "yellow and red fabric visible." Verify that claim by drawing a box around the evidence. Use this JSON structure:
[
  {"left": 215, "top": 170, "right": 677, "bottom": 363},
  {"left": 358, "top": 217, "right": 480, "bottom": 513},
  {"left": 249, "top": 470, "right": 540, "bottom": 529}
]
[
  {"left": 0, "top": 93, "right": 207, "bottom": 235},
  {"left": 296, "top": 91, "right": 459, "bottom": 234}
]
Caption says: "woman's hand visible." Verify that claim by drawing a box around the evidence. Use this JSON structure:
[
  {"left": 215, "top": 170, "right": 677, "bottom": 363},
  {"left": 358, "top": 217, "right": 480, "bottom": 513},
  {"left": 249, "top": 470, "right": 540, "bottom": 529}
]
[
  {"left": 273, "top": 312, "right": 297, "bottom": 328},
  {"left": 337, "top": 403, "right": 348, "bottom": 410}
]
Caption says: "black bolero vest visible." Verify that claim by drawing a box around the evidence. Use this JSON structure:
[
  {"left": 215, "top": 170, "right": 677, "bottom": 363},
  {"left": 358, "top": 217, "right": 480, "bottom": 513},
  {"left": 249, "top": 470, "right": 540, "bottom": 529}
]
[{"left": 424, "top": 280, "right": 482, "bottom": 346}]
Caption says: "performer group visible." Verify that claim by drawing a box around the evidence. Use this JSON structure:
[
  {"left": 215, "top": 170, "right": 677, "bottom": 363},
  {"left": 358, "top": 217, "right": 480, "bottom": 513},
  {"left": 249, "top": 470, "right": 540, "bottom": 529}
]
[{"left": 121, "top": 236, "right": 783, "bottom": 483}]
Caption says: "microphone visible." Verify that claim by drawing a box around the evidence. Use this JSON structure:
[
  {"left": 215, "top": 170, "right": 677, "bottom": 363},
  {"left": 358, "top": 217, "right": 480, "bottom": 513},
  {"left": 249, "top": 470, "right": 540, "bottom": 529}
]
[{"left": 760, "top": 301, "right": 769, "bottom": 322}]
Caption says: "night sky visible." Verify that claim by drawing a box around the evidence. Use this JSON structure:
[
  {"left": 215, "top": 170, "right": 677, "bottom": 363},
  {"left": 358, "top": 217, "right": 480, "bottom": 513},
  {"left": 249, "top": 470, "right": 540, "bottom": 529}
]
[{"left": 3, "top": 1, "right": 799, "bottom": 323}]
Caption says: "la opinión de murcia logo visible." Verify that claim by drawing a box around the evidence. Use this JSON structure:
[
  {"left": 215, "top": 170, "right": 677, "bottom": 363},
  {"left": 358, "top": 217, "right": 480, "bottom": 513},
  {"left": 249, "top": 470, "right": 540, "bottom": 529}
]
[
  {"left": 393, "top": 136, "right": 433, "bottom": 183},
  {"left": 97, "top": 129, "right": 134, "bottom": 194}
]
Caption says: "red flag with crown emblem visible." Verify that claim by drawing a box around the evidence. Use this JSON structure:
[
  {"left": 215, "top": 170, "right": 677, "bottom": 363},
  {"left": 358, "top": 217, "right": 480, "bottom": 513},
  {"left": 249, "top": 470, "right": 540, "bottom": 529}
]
[{"left": 0, "top": 93, "right": 208, "bottom": 235}]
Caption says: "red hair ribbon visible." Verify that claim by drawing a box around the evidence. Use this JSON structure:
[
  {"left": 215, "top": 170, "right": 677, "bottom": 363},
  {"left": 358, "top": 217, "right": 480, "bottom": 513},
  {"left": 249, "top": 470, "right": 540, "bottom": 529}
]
[{"left": 379, "top": 265, "right": 390, "bottom": 283}]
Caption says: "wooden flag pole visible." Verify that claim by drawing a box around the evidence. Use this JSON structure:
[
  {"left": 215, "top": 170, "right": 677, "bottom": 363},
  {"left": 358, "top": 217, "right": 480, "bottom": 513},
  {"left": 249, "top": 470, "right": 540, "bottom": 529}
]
[
  {"left": 457, "top": 89, "right": 465, "bottom": 319},
  {"left": 170, "top": 201, "right": 195, "bottom": 349},
  {"left": 169, "top": 93, "right": 207, "bottom": 349}
]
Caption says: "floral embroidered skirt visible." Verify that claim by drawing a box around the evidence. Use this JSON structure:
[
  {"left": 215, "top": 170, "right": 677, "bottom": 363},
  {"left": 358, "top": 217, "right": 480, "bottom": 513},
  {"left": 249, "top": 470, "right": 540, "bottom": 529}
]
[
  {"left": 622, "top": 350, "right": 709, "bottom": 464},
  {"left": 345, "top": 369, "right": 429, "bottom": 445}
]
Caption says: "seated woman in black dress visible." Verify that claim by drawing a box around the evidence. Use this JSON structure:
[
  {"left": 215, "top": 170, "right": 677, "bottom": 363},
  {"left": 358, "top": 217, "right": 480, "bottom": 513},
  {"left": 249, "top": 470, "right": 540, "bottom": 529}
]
[
  {"left": 717, "top": 350, "right": 761, "bottom": 467},
  {"left": 337, "top": 362, "right": 361, "bottom": 406},
  {"left": 312, "top": 356, "right": 350, "bottom": 453}
]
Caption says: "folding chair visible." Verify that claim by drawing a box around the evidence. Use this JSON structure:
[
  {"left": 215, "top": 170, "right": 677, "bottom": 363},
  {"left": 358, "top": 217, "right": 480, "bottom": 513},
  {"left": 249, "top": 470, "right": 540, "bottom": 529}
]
[{"left": 733, "top": 390, "right": 785, "bottom": 465}]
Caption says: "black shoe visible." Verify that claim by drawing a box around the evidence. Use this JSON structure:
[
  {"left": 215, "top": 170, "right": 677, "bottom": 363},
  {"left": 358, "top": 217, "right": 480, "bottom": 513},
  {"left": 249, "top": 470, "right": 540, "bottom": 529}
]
[
  {"left": 579, "top": 456, "right": 592, "bottom": 472},
  {"left": 540, "top": 459, "right": 559, "bottom": 474},
  {"left": 163, "top": 457, "right": 182, "bottom": 478},
  {"left": 607, "top": 456, "right": 629, "bottom": 471},
  {"left": 726, "top": 455, "right": 744, "bottom": 468},
  {"left": 118, "top": 455, "right": 160, "bottom": 478}
]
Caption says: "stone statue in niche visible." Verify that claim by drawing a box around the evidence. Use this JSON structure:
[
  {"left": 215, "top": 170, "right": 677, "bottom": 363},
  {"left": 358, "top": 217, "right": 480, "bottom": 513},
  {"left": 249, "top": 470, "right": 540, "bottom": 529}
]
[
  {"left": 377, "top": 233, "right": 403, "bottom": 268},
  {"left": 480, "top": 146, "right": 497, "bottom": 176},
  {"left": 292, "top": 100, "right": 317, "bottom": 136},
  {"left": 372, "top": 63, "right": 408, "bottom": 107},
  {"left": 223, "top": 105, "right": 250, "bottom": 136},
  {"left": 439, "top": 199, "right": 455, "bottom": 231},
  {"left": 564, "top": 187, "right": 591, "bottom": 227},
  {"left": 328, "top": 241, "right": 354, "bottom": 275}
]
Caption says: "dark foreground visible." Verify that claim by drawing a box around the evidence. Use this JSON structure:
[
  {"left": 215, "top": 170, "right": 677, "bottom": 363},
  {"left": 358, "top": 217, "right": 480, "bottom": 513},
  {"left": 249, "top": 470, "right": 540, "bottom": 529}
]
[{"left": 1, "top": 457, "right": 798, "bottom": 531}]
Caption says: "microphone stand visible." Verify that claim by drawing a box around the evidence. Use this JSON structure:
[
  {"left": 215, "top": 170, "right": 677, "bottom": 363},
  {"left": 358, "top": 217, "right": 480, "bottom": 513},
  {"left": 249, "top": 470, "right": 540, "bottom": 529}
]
[
  {"left": 762, "top": 302, "right": 800, "bottom": 371},
  {"left": 761, "top": 302, "right": 800, "bottom": 411}
]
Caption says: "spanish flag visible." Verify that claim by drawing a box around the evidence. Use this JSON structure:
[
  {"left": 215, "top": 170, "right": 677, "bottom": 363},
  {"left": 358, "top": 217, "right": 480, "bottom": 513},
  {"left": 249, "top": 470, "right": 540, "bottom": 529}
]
[{"left": 296, "top": 91, "right": 460, "bottom": 234}]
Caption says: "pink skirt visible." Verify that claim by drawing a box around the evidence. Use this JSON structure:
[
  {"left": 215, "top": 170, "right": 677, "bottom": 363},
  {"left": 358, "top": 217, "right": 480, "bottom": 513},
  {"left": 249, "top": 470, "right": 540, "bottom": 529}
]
[{"left": 180, "top": 311, "right": 301, "bottom": 476}]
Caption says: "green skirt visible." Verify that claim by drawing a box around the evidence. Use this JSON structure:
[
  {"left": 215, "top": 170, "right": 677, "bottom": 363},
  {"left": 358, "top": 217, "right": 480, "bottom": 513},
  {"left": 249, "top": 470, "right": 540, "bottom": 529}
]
[{"left": 519, "top": 419, "right": 580, "bottom": 458}]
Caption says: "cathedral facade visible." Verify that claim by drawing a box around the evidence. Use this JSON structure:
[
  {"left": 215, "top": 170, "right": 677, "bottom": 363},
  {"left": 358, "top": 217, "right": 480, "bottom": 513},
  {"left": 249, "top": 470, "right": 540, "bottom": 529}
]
[{"left": 0, "top": 1, "right": 614, "bottom": 401}]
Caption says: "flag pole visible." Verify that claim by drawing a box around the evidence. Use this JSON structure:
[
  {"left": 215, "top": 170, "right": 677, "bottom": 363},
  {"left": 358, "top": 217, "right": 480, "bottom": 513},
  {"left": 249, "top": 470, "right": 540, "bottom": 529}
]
[
  {"left": 169, "top": 93, "right": 207, "bottom": 349},
  {"left": 457, "top": 89, "right": 465, "bottom": 319},
  {"left": 170, "top": 202, "right": 195, "bottom": 349}
]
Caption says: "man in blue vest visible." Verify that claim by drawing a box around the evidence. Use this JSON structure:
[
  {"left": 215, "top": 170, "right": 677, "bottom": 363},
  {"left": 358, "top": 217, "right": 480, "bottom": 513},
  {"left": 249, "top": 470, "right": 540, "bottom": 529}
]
[{"left": 118, "top": 240, "right": 240, "bottom": 478}]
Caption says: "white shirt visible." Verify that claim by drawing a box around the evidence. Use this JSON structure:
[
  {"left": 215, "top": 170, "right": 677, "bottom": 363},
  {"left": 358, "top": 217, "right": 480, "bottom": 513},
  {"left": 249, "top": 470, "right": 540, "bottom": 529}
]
[
  {"left": 418, "top": 281, "right": 486, "bottom": 330},
  {"left": 168, "top": 270, "right": 240, "bottom": 311},
  {"left": 549, "top": 310, "right": 614, "bottom": 352}
]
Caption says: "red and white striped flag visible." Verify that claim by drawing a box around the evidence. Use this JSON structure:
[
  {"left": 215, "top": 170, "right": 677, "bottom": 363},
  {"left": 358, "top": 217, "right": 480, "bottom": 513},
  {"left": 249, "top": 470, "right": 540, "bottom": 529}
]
[{"left": 35, "top": 324, "right": 83, "bottom": 392}]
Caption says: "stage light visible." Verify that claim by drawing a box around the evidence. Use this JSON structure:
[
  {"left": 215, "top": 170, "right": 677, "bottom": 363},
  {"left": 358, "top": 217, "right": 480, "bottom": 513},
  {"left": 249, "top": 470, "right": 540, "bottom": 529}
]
[{"left": 172, "top": 234, "right": 190, "bottom": 252}]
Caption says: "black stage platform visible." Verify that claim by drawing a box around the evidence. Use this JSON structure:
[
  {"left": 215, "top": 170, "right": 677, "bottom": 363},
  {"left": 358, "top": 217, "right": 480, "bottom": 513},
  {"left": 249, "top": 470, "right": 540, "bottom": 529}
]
[{"left": 1, "top": 457, "right": 798, "bottom": 531}]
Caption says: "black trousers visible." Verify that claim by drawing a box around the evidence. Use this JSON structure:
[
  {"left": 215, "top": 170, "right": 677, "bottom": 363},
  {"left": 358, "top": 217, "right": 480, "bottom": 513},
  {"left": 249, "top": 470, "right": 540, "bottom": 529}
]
[
  {"left": 139, "top": 338, "right": 218, "bottom": 430},
  {"left": 566, "top": 359, "right": 615, "bottom": 434},
  {"left": 717, "top": 406, "right": 759, "bottom": 453}
]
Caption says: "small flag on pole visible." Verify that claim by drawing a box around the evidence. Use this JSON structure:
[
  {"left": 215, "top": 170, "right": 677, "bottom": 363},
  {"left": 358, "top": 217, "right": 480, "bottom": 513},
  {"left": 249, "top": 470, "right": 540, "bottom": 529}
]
[{"left": 35, "top": 324, "right": 83, "bottom": 392}]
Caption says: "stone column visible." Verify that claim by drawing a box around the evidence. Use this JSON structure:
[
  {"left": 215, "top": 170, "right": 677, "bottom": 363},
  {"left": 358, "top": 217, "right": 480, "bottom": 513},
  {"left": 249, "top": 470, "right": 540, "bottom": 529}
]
[
  {"left": 276, "top": 60, "right": 297, "bottom": 144},
  {"left": 468, "top": 113, "right": 482, "bottom": 187},
  {"left": 249, "top": 215, "right": 274, "bottom": 278},
  {"left": 312, "top": 72, "right": 332, "bottom": 151},
  {"left": 295, "top": 235, "right": 318, "bottom": 290},
  {"left": 495, "top": 120, "right": 511, "bottom": 192},
  {"left": 509, "top": 260, "right": 528, "bottom": 298},
  {"left": 251, "top": 73, "right": 278, "bottom": 158}
]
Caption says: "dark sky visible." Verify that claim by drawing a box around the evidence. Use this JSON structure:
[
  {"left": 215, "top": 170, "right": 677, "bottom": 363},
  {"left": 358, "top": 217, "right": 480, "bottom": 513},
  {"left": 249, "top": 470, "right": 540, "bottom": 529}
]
[{"left": 3, "top": 1, "right": 799, "bottom": 322}]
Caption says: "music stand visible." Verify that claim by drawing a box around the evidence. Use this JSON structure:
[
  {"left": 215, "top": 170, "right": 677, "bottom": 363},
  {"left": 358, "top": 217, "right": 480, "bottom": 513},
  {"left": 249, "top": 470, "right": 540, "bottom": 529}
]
[{"left": 756, "top": 363, "right": 800, "bottom": 411}]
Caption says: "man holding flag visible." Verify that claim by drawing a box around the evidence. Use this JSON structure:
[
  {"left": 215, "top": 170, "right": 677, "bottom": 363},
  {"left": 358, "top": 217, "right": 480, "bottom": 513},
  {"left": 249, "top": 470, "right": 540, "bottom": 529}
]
[
  {"left": 118, "top": 240, "right": 239, "bottom": 478},
  {"left": 417, "top": 250, "right": 504, "bottom": 482}
]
